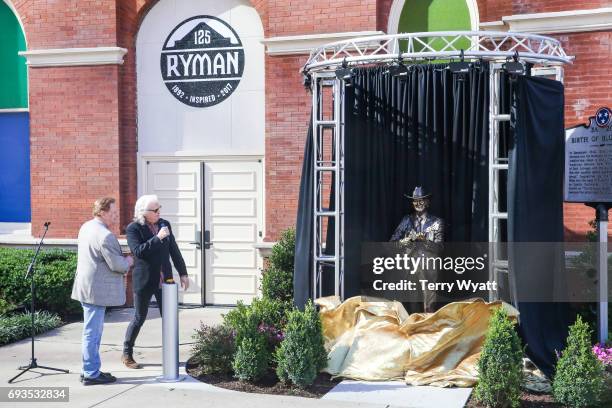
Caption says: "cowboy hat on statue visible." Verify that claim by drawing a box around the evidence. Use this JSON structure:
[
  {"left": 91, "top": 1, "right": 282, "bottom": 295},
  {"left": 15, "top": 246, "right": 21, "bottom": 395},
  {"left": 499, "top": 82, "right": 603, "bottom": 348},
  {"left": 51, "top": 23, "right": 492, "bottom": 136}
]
[{"left": 390, "top": 185, "right": 445, "bottom": 312}]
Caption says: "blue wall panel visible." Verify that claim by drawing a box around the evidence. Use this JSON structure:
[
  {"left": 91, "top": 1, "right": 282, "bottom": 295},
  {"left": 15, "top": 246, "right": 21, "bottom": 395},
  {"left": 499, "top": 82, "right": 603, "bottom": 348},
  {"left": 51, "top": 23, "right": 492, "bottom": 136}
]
[{"left": 0, "top": 112, "right": 31, "bottom": 222}]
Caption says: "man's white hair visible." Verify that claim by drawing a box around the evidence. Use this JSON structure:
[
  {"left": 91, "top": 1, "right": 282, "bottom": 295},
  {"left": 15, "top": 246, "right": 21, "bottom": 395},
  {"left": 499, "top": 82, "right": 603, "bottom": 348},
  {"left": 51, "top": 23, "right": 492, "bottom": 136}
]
[{"left": 133, "top": 194, "right": 159, "bottom": 225}]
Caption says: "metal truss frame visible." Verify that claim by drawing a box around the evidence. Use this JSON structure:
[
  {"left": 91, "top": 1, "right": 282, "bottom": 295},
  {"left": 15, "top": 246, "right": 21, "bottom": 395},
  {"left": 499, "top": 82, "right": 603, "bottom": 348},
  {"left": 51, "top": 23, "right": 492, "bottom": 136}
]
[
  {"left": 303, "top": 31, "right": 572, "bottom": 73},
  {"left": 311, "top": 72, "right": 345, "bottom": 300},
  {"left": 304, "top": 32, "right": 571, "bottom": 302}
]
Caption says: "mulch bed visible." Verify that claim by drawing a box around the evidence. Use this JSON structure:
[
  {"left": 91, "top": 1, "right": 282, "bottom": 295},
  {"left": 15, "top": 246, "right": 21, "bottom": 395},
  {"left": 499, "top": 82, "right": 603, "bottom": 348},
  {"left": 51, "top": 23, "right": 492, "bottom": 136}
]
[
  {"left": 466, "top": 371, "right": 612, "bottom": 408},
  {"left": 185, "top": 358, "right": 341, "bottom": 398},
  {"left": 465, "top": 391, "right": 561, "bottom": 408}
]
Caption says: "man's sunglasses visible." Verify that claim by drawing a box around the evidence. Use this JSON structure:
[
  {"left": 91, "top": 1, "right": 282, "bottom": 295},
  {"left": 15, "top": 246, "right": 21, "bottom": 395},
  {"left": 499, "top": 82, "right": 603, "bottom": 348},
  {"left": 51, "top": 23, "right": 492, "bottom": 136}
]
[{"left": 146, "top": 206, "right": 161, "bottom": 214}]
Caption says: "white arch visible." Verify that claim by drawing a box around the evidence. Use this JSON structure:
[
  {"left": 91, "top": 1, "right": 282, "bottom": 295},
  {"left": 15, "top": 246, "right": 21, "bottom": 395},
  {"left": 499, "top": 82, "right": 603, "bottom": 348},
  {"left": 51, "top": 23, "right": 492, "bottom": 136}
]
[
  {"left": 135, "top": 0, "right": 266, "bottom": 157},
  {"left": 387, "top": 0, "right": 479, "bottom": 34},
  {"left": 2, "top": 0, "right": 27, "bottom": 46}
]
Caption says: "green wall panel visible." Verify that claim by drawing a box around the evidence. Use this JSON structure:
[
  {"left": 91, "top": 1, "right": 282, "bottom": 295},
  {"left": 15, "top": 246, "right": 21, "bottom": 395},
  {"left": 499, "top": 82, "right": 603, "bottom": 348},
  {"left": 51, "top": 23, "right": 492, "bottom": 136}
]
[
  {"left": 398, "top": 0, "right": 471, "bottom": 53},
  {"left": 0, "top": 2, "right": 28, "bottom": 109}
]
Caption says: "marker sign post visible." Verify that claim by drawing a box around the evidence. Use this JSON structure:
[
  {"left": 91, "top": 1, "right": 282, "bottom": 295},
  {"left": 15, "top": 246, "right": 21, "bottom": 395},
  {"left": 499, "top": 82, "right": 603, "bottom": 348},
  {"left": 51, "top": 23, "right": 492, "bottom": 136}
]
[{"left": 565, "top": 107, "right": 612, "bottom": 344}]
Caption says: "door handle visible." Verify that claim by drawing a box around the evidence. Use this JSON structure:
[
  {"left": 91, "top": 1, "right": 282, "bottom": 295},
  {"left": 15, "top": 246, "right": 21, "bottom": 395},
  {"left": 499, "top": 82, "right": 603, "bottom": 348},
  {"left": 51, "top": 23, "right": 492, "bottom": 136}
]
[
  {"left": 203, "top": 230, "right": 213, "bottom": 249},
  {"left": 189, "top": 230, "right": 202, "bottom": 249}
]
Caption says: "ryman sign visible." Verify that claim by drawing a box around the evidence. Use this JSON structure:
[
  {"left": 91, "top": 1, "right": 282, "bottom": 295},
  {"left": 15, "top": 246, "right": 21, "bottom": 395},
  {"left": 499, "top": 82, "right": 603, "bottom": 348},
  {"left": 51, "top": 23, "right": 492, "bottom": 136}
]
[
  {"left": 160, "top": 16, "right": 245, "bottom": 108},
  {"left": 565, "top": 107, "right": 612, "bottom": 203}
]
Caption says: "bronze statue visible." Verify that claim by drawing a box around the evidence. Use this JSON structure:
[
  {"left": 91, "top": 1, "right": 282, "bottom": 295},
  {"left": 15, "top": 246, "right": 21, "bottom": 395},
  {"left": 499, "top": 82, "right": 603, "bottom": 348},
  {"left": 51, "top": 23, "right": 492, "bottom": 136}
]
[{"left": 390, "top": 186, "right": 444, "bottom": 312}]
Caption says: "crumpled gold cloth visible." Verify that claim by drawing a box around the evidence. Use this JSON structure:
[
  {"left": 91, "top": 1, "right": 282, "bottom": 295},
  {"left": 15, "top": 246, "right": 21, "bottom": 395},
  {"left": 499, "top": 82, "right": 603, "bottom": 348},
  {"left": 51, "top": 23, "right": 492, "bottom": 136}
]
[{"left": 316, "top": 296, "right": 520, "bottom": 387}]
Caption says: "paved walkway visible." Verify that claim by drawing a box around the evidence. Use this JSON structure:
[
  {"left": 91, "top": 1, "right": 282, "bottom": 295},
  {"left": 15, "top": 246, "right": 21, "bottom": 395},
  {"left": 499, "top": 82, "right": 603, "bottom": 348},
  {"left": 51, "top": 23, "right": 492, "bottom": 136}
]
[
  {"left": 0, "top": 306, "right": 470, "bottom": 408},
  {"left": 0, "top": 307, "right": 386, "bottom": 408}
]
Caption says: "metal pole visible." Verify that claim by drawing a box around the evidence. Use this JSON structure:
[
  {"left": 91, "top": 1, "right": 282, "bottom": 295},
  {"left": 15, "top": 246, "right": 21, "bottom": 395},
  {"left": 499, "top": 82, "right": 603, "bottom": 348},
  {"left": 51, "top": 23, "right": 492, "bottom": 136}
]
[
  {"left": 157, "top": 282, "right": 184, "bottom": 382},
  {"left": 333, "top": 78, "right": 340, "bottom": 297},
  {"left": 595, "top": 204, "right": 609, "bottom": 344},
  {"left": 312, "top": 74, "right": 319, "bottom": 301}
]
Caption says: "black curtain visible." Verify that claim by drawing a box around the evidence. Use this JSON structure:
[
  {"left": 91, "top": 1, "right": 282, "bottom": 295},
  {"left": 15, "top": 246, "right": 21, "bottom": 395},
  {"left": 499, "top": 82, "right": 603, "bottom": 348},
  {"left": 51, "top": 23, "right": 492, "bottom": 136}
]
[
  {"left": 343, "top": 64, "right": 490, "bottom": 300},
  {"left": 508, "top": 75, "right": 570, "bottom": 378},
  {"left": 294, "top": 63, "right": 491, "bottom": 307},
  {"left": 294, "top": 119, "right": 314, "bottom": 309}
]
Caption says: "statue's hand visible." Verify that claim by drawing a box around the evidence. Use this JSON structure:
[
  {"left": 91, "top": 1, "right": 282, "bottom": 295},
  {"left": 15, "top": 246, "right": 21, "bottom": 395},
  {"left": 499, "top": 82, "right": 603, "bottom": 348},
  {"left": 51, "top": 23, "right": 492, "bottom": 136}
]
[
  {"left": 399, "top": 237, "right": 411, "bottom": 246},
  {"left": 415, "top": 232, "right": 427, "bottom": 241}
]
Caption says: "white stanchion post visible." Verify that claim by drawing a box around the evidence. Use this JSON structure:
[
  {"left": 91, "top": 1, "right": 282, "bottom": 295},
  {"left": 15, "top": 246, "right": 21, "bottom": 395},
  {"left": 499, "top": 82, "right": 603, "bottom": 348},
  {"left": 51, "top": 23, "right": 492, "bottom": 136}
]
[
  {"left": 157, "top": 282, "right": 185, "bottom": 382},
  {"left": 596, "top": 204, "right": 609, "bottom": 345}
]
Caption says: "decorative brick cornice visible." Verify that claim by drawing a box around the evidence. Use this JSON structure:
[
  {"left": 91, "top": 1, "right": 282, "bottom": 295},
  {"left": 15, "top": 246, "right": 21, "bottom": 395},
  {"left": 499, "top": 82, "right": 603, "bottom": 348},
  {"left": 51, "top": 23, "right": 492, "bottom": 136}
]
[
  {"left": 480, "top": 7, "right": 612, "bottom": 34},
  {"left": 19, "top": 47, "right": 128, "bottom": 67},
  {"left": 261, "top": 31, "right": 384, "bottom": 56}
]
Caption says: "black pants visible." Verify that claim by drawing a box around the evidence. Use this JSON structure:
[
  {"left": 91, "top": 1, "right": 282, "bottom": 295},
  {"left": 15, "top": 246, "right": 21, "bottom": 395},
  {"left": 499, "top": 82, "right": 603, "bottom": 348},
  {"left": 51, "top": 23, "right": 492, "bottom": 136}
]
[{"left": 123, "top": 286, "right": 162, "bottom": 355}]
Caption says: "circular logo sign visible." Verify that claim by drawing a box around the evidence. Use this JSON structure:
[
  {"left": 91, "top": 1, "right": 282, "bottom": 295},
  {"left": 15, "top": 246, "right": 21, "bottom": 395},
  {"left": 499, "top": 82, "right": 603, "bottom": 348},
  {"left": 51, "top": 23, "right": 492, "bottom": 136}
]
[
  {"left": 595, "top": 106, "right": 611, "bottom": 127},
  {"left": 160, "top": 16, "right": 245, "bottom": 107}
]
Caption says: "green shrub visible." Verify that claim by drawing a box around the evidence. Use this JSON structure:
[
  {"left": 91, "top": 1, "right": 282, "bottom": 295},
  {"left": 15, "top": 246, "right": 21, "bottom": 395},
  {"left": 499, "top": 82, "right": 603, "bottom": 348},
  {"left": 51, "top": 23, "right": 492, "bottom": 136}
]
[
  {"left": 0, "top": 311, "right": 62, "bottom": 346},
  {"left": 0, "top": 248, "right": 79, "bottom": 317},
  {"left": 275, "top": 301, "right": 328, "bottom": 388},
  {"left": 0, "top": 298, "right": 18, "bottom": 316},
  {"left": 474, "top": 306, "right": 524, "bottom": 408},
  {"left": 268, "top": 228, "right": 295, "bottom": 273},
  {"left": 260, "top": 266, "right": 293, "bottom": 303},
  {"left": 260, "top": 228, "right": 295, "bottom": 303},
  {"left": 553, "top": 315, "right": 605, "bottom": 407},
  {"left": 232, "top": 335, "right": 269, "bottom": 382},
  {"left": 223, "top": 297, "right": 289, "bottom": 350},
  {"left": 191, "top": 324, "right": 236, "bottom": 375}
]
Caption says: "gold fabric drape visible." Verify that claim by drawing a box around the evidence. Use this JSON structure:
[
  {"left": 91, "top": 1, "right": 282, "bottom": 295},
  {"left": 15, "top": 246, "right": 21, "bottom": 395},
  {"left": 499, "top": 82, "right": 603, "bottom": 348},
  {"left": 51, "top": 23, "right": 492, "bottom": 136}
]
[{"left": 316, "top": 296, "right": 520, "bottom": 387}]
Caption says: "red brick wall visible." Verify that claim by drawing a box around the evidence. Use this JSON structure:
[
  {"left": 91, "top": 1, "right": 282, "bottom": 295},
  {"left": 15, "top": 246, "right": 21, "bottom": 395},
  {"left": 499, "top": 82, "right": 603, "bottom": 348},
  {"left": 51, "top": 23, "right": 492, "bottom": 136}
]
[
  {"left": 13, "top": 0, "right": 117, "bottom": 48},
  {"left": 12, "top": 0, "right": 121, "bottom": 237},
  {"left": 116, "top": 0, "right": 141, "bottom": 233},
  {"left": 28, "top": 66, "right": 122, "bottom": 237},
  {"left": 264, "top": 54, "right": 311, "bottom": 240},
  {"left": 266, "top": 0, "right": 377, "bottom": 37}
]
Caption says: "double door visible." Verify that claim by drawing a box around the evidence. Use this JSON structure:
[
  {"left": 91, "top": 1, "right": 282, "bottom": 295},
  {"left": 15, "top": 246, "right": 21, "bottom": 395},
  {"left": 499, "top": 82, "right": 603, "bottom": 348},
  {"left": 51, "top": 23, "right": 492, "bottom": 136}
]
[{"left": 145, "top": 159, "right": 262, "bottom": 305}]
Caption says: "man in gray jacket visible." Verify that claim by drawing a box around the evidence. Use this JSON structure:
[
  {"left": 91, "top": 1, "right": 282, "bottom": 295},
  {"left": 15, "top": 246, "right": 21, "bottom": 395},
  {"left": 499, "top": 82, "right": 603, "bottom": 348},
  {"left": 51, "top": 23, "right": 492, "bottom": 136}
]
[{"left": 71, "top": 197, "right": 133, "bottom": 385}]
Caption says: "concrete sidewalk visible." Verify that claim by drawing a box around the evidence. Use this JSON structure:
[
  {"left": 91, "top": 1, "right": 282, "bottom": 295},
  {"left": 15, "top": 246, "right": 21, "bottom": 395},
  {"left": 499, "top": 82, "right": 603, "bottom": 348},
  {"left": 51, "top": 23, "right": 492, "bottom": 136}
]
[{"left": 0, "top": 307, "right": 387, "bottom": 408}]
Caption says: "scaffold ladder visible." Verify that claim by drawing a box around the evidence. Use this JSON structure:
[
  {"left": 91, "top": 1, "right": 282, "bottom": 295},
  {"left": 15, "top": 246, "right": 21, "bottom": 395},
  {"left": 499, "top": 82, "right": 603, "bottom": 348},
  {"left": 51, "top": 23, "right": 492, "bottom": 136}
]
[
  {"left": 312, "top": 72, "right": 345, "bottom": 300},
  {"left": 488, "top": 63, "right": 510, "bottom": 301}
]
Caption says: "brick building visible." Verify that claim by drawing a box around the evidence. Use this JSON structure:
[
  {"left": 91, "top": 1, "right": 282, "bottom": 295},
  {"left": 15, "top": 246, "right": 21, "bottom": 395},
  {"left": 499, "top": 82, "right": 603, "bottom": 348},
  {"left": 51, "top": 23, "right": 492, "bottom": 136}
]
[{"left": 0, "top": 0, "right": 610, "bottom": 305}]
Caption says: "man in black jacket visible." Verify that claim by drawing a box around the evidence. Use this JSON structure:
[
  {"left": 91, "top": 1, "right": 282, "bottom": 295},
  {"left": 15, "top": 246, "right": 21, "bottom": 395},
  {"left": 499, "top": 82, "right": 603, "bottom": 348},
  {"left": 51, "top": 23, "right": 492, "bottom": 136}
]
[{"left": 122, "top": 194, "right": 189, "bottom": 368}]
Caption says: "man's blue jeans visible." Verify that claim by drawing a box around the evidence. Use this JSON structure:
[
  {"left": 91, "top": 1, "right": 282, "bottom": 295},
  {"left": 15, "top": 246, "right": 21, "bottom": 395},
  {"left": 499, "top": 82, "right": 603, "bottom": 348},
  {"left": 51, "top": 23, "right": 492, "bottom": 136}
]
[{"left": 81, "top": 302, "right": 106, "bottom": 379}]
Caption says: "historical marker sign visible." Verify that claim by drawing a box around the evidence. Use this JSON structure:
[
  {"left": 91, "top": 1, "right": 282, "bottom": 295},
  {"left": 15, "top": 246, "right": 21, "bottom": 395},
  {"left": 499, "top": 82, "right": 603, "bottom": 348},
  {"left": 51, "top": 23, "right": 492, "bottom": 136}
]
[
  {"left": 160, "top": 16, "right": 245, "bottom": 108},
  {"left": 564, "top": 107, "right": 612, "bottom": 203}
]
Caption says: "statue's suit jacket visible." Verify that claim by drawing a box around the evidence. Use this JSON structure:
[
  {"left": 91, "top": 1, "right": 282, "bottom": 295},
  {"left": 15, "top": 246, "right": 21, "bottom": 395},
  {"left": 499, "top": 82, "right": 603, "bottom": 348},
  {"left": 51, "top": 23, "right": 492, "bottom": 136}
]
[{"left": 390, "top": 213, "right": 444, "bottom": 243}]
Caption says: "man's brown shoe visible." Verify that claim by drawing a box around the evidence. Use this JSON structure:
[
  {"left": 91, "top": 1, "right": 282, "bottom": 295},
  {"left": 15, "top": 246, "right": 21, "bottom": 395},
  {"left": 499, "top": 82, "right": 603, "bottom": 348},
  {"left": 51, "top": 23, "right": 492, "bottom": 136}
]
[{"left": 122, "top": 354, "right": 142, "bottom": 369}]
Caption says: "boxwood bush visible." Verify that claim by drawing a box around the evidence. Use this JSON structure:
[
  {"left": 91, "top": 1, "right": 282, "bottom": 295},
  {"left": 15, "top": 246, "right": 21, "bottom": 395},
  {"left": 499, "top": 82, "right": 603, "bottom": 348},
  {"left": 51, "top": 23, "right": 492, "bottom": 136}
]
[
  {"left": 0, "top": 248, "right": 80, "bottom": 317},
  {"left": 260, "top": 228, "right": 295, "bottom": 303},
  {"left": 222, "top": 297, "right": 290, "bottom": 382},
  {"left": 275, "top": 301, "right": 328, "bottom": 388},
  {"left": 474, "top": 306, "right": 524, "bottom": 408},
  {"left": 232, "top": 335, "right": 269, "bottom": 382},
  {"left": 553, "top": 315, "right": 605, "bottom": 407},
  {"left": 223, "top": 297, "right": 289, "bottom": 352}
]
